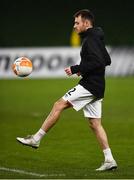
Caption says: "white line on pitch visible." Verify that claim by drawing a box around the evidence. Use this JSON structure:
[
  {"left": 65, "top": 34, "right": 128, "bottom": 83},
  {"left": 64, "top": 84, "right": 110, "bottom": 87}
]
[{"left": 0, "top": 167, "right": 47, "bottom": 177}]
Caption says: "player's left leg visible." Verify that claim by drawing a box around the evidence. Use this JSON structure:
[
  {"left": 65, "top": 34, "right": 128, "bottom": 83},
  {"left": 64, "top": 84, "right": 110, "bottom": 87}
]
[
  {"left": 41, "top": 98, "right": 71, "bottom": 132},
  {"left": 16, "top": 98, "right": 71, "bottom": 148},
  {"left": 88, "top": 118, "right": 117, "bottom": 171}
]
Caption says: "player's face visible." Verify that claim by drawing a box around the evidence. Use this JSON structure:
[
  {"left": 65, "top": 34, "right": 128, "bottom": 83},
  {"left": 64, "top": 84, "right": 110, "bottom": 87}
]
[{"left": 74, "top": 15, "right": 91, "bottom": 34}]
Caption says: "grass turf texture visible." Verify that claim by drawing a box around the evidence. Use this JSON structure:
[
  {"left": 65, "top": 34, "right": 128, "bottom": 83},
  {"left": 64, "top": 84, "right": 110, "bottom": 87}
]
[{"left": 0, "top": 77, "right": 134, "bottom": 179}]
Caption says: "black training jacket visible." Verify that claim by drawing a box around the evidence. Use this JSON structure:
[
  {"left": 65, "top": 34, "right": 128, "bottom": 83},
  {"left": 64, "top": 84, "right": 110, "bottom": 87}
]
[{"left": 71, "top": 27, "right": 111, "bottom": 98}]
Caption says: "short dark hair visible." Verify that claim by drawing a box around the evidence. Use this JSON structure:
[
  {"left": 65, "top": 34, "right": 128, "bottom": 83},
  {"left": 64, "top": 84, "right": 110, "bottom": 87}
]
[{"left": 74, "top": 9, "right": 95, "bottom": 26}]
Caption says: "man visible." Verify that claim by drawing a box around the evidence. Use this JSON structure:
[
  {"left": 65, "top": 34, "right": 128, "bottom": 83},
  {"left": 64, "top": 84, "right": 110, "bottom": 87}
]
[{"left": 17, "top": 9, "right": 117, "bottom": 171}]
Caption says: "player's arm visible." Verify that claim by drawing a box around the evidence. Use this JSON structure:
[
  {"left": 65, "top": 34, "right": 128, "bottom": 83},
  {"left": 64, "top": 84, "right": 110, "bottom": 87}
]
[
  {"left": 70, "top": 56, "right": 103, "bottom": 76},
  {"left": 71, "top": 38, "right": 105, "bottom": 76},
  {"left": 64, "top": 67, "right": 72, "bottom": 76},
  {"left": 64, "top": 67, "right": 80, "bottom": 76}
]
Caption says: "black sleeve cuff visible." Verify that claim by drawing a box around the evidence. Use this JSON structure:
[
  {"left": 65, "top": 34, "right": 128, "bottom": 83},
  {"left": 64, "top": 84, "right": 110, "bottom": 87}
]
[{"left": 70, "top": 65, "right": 80, "bottom": 74}]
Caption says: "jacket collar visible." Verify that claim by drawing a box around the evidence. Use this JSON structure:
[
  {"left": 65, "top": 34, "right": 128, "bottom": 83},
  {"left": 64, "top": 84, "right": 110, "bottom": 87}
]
[{"left": 79, "top": 27, "right": 93, "bottom": 39}]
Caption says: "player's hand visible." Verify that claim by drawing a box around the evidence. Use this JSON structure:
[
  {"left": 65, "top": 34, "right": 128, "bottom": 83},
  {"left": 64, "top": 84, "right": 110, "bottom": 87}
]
[{"left": 64, "top": 67, "right": 72, "bottom": 76}]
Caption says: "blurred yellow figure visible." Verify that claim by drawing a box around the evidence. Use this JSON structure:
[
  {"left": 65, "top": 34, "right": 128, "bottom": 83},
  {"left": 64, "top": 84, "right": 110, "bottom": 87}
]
[{"left": 70, "top": 29, "right": 81, "bottom": 47}]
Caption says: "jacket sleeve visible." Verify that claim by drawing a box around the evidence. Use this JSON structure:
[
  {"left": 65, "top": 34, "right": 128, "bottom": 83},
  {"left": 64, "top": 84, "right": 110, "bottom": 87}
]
[{"left": 71, "top": 37, "right": 105, "bottom": 75}]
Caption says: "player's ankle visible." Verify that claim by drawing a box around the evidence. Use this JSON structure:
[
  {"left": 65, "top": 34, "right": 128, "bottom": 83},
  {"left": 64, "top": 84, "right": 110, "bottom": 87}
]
[
  {"left": 103, "top": 148, "right": 114, "bottom": 162},
  {"left": 33, "top": 128, "right": 46, "bottom": 142}
]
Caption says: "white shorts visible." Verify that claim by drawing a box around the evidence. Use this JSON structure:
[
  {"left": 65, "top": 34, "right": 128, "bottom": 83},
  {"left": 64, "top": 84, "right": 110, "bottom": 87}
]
[{"left": 62, "top": 84, "right": 103, "bottom": 118}]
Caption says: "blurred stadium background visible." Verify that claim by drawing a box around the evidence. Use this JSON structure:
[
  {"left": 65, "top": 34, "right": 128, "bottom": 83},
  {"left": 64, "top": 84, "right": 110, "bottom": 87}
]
[{"left": 0, "top": 0, "right": 134, "bottom": 179}]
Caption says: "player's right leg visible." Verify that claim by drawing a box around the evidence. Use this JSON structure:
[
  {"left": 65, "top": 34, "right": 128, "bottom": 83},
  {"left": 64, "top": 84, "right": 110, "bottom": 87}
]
[
  {"left": 16, "top": 98, "right": 71, "bottom": 148},
  {"left": 88, "top": 118, "right": 117, "bottom": 171},
  {"left": 83, "top": 99, "right": 117, "bottom": 171}
]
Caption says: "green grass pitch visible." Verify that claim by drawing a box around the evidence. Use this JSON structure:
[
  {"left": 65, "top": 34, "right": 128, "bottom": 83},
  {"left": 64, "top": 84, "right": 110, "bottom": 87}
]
[{"left": 0, "top": 77, "right": 134, "bottom": 179}]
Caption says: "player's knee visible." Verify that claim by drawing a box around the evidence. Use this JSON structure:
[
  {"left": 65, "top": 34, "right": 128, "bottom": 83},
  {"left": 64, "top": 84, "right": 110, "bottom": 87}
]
[
  {"left": 53, "top": 100, "right": 62, "bottom": 111},
  {"left": 89, "top": 118, "right": 101, "bottom": 131},
  {"left": 53, "top": 99, "right": 69, "bottom": 112}
]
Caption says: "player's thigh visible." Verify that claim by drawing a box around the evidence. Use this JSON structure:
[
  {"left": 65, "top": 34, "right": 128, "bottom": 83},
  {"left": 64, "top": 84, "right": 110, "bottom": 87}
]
[
  {"left": 83, "top": 99, "right": 103, "bottom": 118},
  {"left": 62, "top": 84, "right": 94, "bottom": 111}
]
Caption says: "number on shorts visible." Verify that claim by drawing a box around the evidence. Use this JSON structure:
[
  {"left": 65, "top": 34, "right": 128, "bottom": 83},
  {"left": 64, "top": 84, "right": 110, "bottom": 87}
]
[{"left": 68, "top": 88, "right": 76, "bottom": 96}]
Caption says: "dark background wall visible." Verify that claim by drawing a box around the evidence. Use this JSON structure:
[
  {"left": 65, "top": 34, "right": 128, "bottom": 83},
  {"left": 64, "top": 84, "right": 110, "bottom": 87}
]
[{"left": 1, "top": 0, "right": 134, "bottom": 47}]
